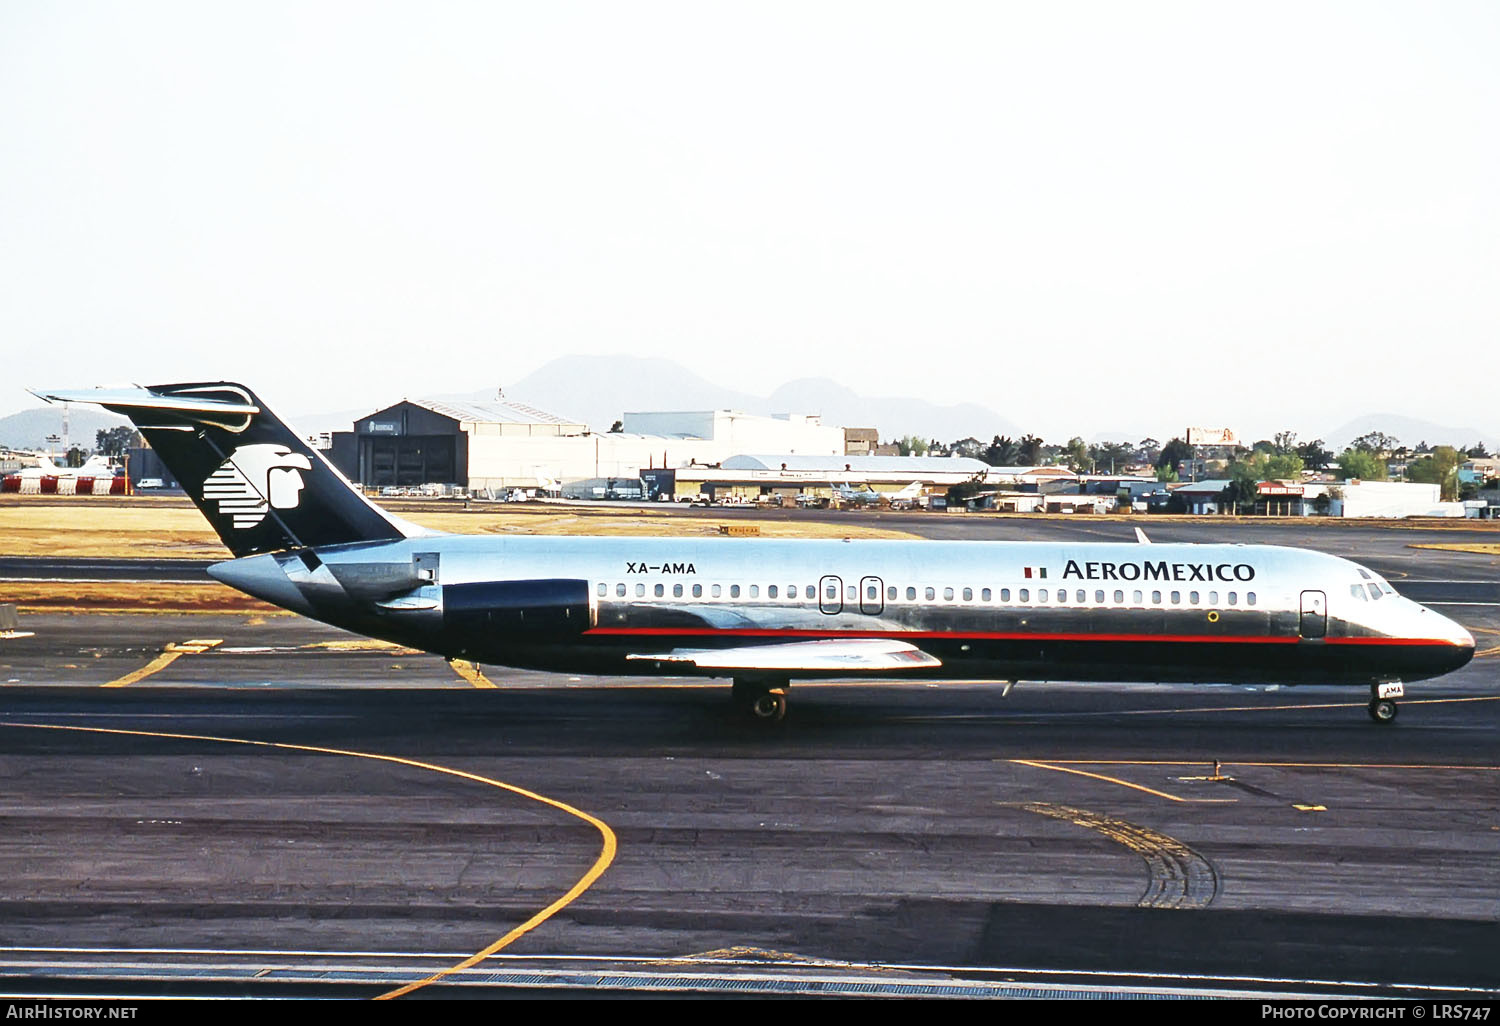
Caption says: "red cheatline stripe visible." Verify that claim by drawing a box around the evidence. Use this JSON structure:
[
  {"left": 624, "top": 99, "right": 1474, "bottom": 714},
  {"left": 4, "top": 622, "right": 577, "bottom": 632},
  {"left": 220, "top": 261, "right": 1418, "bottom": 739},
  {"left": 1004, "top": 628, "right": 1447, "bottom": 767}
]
[{"left": 584, "top": 627, "right": 1464, "bottom": 647}]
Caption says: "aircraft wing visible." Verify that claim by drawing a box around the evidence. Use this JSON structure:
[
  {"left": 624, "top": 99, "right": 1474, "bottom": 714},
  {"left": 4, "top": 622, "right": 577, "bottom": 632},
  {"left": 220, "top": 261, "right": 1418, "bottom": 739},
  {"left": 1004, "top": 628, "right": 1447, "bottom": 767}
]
[{"left": 626, "top": 637, "right": 941, "bottom": 673}]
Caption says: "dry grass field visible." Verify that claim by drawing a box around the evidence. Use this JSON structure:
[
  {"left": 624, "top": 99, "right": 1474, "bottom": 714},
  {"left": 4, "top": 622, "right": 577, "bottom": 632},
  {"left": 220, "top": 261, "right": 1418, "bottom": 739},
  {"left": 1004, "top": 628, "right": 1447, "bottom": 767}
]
[
  {"left": 0, "top": 499, "right": 916, "bottom": 561},
  {"left": 0, "top": 499, "right": 915, "bottom": 613}
]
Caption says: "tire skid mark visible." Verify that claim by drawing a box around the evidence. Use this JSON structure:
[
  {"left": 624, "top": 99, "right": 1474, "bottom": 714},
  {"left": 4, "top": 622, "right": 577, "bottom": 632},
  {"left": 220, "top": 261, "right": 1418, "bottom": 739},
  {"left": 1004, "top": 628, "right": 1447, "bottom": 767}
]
[{"left": 1018, "top": 802, "right": 1219, "bottom": 909}]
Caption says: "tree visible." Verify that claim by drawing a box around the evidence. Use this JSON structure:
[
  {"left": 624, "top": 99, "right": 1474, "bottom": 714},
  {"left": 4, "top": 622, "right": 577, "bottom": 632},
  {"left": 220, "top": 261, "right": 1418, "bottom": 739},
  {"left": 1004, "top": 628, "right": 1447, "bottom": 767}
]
[
  {"left": 1062, "top": 437, "right": 1090, "bottom": 473},
  {"left": 1406, "top": 445, "right": 1464, "bottom": 501},
  {"left": 1295, "top": 439, "right": 1333, "bottom": 472},
  {"left": 1155, "top": 465, "right": 1179, "bottom": 483},
  {"left": 1273, "top": 430, "right": 1298, "bottom": 455},
  {"left": 983, "top": 435, "right": 1020, "bottom": 466},
  {"left": 1351, "top": 431, "right": 1399, "bottom": 455},
  {"left": 1157, "top": 437, "right": 1192, "bottom": 472},
  {"left": 608, "top": 420, "right": 623, "bottom": 433},
  {"left": 1466, "top": 442, "right": 1491, "bottom": 458},
  {"left": 1016, "top": 434, "right": 1044, "bottom": 465},
  {"left": 95, "top": 426, "right": 141, "bottom": 458},
  {"left": 64, "top": 446, "right": 88, "bottom": 468},
  {"left": 895, "top": 435, "right": 929, "bottom": 457},
  {"left": 1137, "top": 438, "right": 1161, "bottom": 464},
  {"left": 950, "top": 437, "right": 985, "bottom": 460},
  {"left": 1338, "top": 448, "right": 1387, "bottom": 482}
]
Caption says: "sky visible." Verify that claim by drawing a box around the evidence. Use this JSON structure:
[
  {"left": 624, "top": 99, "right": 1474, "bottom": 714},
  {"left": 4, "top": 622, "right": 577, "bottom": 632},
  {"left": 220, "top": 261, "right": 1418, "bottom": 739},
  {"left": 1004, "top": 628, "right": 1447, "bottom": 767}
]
[{"left": 2, "top": 1, "right": 1496, "bottom": 441}]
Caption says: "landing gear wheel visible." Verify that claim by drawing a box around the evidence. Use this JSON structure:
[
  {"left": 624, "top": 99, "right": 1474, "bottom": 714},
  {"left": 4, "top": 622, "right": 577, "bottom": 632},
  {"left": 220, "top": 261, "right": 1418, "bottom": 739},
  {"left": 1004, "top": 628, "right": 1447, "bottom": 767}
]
[
  {"left": 733, "top": 678, "right": 789, "bottom": 723},
  {"left": 750, "top": 690, "right": 787, "bottom": 722},
  {"left": 1368, "top": 698, "right": 1398, "bottom": 724}
]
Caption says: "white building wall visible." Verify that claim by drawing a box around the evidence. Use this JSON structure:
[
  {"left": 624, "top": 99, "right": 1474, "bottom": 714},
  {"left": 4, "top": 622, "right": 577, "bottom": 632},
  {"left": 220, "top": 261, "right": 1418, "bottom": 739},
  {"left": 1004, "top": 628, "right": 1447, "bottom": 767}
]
[
  {"left": 1334, "top": 480, "right": 1463, "bottom": 518},
  {"left": 621, "top": 410, "right": 843, "bottom": 456}
]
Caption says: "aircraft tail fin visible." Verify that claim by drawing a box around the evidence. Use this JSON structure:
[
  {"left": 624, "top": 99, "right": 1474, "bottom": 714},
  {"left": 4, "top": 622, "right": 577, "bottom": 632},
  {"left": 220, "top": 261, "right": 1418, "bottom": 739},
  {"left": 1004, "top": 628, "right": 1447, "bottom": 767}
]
[{"left": 29, "top": 383, "right": 422, "bottom": 557}]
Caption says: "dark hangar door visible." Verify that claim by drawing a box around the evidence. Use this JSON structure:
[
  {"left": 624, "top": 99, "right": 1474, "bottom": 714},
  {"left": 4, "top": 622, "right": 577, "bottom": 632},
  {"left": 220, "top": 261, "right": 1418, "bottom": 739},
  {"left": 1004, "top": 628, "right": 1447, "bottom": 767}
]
[{"left": 1300, "top": 590, "right": 1327, "bottom": 639}]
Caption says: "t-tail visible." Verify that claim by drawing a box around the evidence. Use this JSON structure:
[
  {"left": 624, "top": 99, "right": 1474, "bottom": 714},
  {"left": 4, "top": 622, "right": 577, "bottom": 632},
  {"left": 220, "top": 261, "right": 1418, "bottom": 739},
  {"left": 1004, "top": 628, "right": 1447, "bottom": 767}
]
[{"left": 29, "top": 382, "right": 423, "bottom": 557}]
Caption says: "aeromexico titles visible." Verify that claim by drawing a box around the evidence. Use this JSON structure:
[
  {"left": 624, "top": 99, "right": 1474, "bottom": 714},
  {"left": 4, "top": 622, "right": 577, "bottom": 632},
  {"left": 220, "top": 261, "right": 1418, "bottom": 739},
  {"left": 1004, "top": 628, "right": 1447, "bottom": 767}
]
[{"left": 32, "top": 382, "right": 1475, "bottom": 723}]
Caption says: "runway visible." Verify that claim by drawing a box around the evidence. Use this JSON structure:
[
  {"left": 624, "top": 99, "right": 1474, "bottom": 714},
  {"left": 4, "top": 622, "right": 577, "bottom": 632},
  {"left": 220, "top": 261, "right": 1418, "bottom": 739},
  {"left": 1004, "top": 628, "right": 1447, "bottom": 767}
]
[{"left": 0, "top": 517, "right": 1496, "bottom": 998}]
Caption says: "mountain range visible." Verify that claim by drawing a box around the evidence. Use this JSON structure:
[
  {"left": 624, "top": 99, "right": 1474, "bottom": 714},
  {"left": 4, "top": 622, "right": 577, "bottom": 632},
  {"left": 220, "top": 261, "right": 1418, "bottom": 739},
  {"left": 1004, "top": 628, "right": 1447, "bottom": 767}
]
[{"left": 3, "top": 357, "right": 1493, "bottom": 453}]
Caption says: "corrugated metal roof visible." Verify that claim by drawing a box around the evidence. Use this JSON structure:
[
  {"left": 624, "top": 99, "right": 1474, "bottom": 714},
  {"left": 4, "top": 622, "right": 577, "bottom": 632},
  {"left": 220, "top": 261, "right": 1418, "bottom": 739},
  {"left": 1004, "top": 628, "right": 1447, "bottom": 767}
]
[
  {"left": 409, "top": 397, "right": 584, "bottom": 427},
  {"left": 724, "top": 454, "right": 991, "bottom": 473}
]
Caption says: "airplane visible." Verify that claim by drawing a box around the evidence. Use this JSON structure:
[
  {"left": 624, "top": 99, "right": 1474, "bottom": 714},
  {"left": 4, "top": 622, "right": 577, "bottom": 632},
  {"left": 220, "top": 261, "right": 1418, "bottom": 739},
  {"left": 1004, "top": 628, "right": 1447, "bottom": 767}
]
[
  {"left": 30, "top": 382, "right": 1476, "bottom": 724},
  {"left": 832, "top": 481, "right": 885, "bottom": 507},
  {"left": 16, "top": 453, "right": 114, "bottom": 479},
  {"left": 887, "top": 481, "right": 925, "bottom": 510}
]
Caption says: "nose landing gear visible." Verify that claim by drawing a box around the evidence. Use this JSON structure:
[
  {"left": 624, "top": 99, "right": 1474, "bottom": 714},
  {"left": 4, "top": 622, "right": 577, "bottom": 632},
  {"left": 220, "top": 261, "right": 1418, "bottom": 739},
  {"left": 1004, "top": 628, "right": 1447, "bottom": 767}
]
[{"left": 1368, "top": 681, "right": 1404, "bottom": 724}]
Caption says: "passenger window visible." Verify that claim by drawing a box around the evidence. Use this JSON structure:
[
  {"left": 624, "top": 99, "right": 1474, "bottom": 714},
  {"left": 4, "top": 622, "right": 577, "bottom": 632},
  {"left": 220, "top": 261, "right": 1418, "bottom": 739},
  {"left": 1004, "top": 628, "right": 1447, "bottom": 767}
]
[
  {"left": 1113, "top": 590, "right": 1124, "bottom": 604},
  {"left": 1076, "top": 590, "right": 1085, "bottom": 603},
  {"left": 926, "top": 587, "right": 936, "bottom": 601},
  {"left": 749, "top": 585, "right": 759, "bottom": 598},
  {"left": 794, "top": 585, "right": 804, "bottom": 599},
  {"left": 1208, "top": 591, "right": 1218, "bottom": 605},
  {"left": 730, "top": 584, "right": 740, "bottom": 598},
  {"left": 870, "top": 585, "right": 880, "bottom": 600},
  {"left": 768, "top": 585, "right": 778, "bottom": 598},
  {"left": 1227, "top": 591, "right": 1237, "bottom": 606},
  {"left": 1132, "top": 590, "right": 1143, "bottom": 604},
  {"left": 805, "top": 585, "right": 815, "bottom": 599},
  {"left": 692, "top": 584, "right": 703, "bottom": 598},
  {"left": 906, "top": 587, "right": 916, "bottom": 601},
  {"left": 1247, "top": 592, "right": 1257, "bottom": 606},
  {"left": 597, "top": 583, "right": 607, "bottom": 597},
  {"left": 982, "top": 588, "right": 992, "bottom": 602},
  {"left": 673, "top": 584, "right": 684, "bottom": 598},
  {"left": 1038, "top": 588, "right": 1048, "bottom": 602},
  {"left": 1094, "top": 590, "right": 1105, "bottom": 604},
  {"left": 1189, "top": 591, "right": 1200, "bottom": 604},
  {"left": 885, "top": 586, "right": 895, "bottom": 600},
  {"left": 962, "top": 587, "right": 972, "bottom": 601},
  {"left": 1170, "top": 591, "right": 1181, "bottom": 604},
  {"left": 654, "top": 584, "right": 664, "bottom": 597},
  {"left": 616, "top": 583, "right": 626, "bottom": 597},
  {"left": 1056, "top": 590, "right": 1066, "bottom": 605},
  {"left": 712, "top": 584, "right": 721, "bottom": 598},
  {"left": 1000, "top": 588, "right": 1011, "bottom": 602},
  {"left": 944, "top": 587, "right": 954, "bottom": 601},
  {"left": 1019, "top": 588, "right": 1030, "bottom": 602},
  {"left": 847, "top": 585, "right": 856, "bottom": 601},
  {"left": 635, "top": 583, "right": 645, "bottom": 597},
  {"left": 826, "top": 584, "right": 838, "bottom": 600},
  {"left": 1151, "top": 590, "right": 1161, "bottom": 604}
]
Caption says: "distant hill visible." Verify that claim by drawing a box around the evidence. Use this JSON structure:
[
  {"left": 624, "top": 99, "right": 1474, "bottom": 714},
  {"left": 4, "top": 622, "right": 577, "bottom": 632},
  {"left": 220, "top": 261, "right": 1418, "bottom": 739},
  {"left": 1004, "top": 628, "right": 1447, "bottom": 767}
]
[
  {"left": 0, "top": 405, "right": 129, "bottom": 451},
  {"left": 1322, "top": 413, "right": 1495, "bottom": 452},
  {"left": 438, "top": 355, "right": 1017, "bottom": 440}
]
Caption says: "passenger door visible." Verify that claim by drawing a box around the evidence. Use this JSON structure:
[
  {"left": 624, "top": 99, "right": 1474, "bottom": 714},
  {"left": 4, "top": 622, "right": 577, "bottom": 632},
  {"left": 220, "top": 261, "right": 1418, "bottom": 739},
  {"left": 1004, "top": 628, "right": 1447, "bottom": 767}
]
[{"left": 1300, "top": 590, "right": 1327, "bottom": 639}]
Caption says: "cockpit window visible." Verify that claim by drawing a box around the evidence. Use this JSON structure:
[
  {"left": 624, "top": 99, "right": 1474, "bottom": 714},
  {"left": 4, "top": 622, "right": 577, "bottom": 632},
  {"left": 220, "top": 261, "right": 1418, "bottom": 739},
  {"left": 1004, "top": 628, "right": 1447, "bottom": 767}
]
[
  {"left": 1350, "top": 584, "right": 1367, "bottom": 601},
  {"left": 1367, "top": 583, "right": 1383, "bottom": 601},
  {"left": 1358, "top": 569, "right": 1372, "bottom": 580}
]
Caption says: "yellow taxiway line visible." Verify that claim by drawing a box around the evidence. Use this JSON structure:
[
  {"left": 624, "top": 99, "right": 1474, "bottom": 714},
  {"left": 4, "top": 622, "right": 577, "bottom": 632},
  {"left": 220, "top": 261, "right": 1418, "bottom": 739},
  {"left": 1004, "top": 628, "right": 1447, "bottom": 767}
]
[
  {"left": 1008, "top": 759, "right": 1236, "bottom": 803},
  {"left": 0, "top": 720, "right": 617, "bottom": 1001},
  {"left": 101, "top": 639, "right": 222, "bottom": 688},
  {"left": 449, "top": 659, "right": 498, "bottom": 689}
]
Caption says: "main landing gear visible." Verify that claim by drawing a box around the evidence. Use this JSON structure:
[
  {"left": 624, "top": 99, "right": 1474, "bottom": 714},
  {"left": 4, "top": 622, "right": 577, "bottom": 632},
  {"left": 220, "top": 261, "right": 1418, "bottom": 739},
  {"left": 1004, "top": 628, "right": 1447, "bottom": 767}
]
[
  {"left": 1368, "top": 681, "right": 1404, "bottom": 724},
  {"left": 733, "top": 677, "right": 788, "bottom": 723}
]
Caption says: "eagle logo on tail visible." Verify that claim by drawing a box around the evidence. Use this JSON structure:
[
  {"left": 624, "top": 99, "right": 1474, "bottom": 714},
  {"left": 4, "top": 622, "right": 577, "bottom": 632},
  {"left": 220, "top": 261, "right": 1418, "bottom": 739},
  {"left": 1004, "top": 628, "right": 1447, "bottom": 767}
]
[{"left": 201, "top": 444, "right": 313, "bottom": 529}]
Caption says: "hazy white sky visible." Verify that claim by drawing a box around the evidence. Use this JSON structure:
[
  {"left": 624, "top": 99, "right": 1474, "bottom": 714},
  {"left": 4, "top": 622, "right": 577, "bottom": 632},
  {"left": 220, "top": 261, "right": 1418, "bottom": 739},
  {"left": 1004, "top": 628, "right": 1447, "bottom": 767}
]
[{"left": 2, "top": 1, "right": 1496, "bottom": 440}]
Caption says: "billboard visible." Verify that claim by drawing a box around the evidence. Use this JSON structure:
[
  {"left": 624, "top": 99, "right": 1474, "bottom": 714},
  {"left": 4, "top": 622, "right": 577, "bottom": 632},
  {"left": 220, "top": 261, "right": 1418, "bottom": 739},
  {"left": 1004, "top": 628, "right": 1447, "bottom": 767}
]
[{"left": 1186, "top": 427, "right": 1239, "bottom": 446}]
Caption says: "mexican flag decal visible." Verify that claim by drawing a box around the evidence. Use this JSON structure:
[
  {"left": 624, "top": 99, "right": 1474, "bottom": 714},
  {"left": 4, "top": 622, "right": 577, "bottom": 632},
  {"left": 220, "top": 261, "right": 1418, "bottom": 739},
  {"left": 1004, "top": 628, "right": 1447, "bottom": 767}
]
[{"left": 1023, "top": 566, "right": 1047, "bottom": 579}]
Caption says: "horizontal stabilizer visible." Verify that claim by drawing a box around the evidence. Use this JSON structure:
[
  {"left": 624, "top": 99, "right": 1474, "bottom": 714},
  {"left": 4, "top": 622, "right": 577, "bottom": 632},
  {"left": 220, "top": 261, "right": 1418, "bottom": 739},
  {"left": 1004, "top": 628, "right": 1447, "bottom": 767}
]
[{"left": 627, "top": 637, "right": 941, "bottom": 673}]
